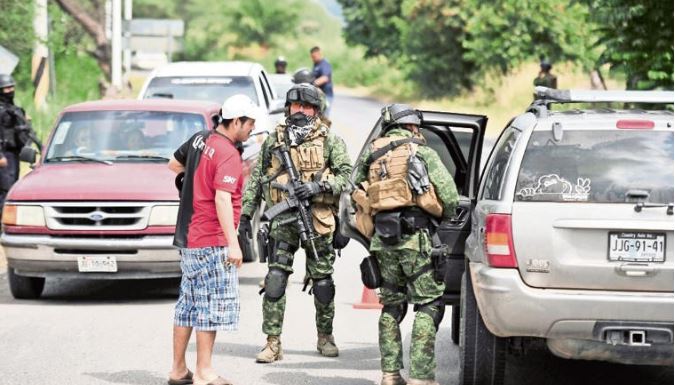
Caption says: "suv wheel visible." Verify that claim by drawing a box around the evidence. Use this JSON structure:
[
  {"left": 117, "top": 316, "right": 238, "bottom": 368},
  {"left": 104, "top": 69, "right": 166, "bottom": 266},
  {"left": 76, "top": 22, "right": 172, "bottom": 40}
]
[
  {"left": 244, "top": 202, "right": 265, "bottom": 263},
  {"left": 8, "top": 267, "right": 45, "bottom": 299},
  {"left": 459, "top": 265, "right": 506, "bottom": 385}
]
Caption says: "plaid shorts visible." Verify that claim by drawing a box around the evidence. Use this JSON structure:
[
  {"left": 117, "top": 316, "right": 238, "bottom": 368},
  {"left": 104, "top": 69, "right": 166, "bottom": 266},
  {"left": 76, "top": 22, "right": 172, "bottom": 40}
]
[{"left": 174, "top": 246, "right": 240, "bottom": 331}]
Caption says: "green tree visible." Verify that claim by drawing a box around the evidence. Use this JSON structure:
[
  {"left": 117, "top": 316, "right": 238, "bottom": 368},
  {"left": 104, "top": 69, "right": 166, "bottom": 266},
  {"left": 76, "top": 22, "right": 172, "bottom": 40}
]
[
  {"left": 0, "top": 0, "right": 35, "bottom": 86},
  {"left": 590, "top": 0, "right": 673, "bottom": 90}
]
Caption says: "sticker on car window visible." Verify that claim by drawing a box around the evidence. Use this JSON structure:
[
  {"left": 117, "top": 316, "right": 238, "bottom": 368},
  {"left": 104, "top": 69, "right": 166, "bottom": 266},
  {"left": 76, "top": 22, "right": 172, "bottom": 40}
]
[
  {"left": 52, "top": 122, "right": 72, "bottom": 145},
  {"left": 517, "top": 174, "right": 591, "bottom": 201}
]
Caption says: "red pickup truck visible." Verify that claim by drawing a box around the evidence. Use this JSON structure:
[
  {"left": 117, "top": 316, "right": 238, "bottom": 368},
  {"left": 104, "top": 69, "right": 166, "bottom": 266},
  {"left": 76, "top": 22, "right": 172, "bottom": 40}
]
[{"left": 1, "top": 99, "right": 234, "bottom": 299}]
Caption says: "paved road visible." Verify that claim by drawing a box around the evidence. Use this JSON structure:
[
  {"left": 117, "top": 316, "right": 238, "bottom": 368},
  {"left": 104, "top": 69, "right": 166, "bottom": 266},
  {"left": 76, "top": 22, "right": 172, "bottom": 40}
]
[{"left": 0, "top": 93, "right": 671, "bottom": 385}]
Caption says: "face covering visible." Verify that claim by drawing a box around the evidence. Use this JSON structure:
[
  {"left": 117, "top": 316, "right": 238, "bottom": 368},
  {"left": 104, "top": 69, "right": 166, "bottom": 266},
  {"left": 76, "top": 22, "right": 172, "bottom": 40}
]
[
  {"left": 0, "top": 91, "right": 14, "bottom": 105},
  {"left": 286, "top": 112, "right": 315, "bottom": 146}
]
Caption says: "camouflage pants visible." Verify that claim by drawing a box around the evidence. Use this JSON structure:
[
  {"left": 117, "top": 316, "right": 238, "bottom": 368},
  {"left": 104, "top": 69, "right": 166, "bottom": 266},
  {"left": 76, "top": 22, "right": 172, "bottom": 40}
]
[
  {"left": 373, "top": 231, "right": 445, "bottom": 380},
  {"left": 262, "top": 219, "right": 336, "bottom": 336}
]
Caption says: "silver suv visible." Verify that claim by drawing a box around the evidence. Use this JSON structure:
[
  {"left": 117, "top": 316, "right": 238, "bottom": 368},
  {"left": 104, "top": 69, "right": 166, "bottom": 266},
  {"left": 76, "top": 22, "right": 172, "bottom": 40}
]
[
  {"left": 340, "top": 88, "right": 673, "bottom": 385},
  {"left": 463, "top": 88, "right": 673, "bottom": 384}
]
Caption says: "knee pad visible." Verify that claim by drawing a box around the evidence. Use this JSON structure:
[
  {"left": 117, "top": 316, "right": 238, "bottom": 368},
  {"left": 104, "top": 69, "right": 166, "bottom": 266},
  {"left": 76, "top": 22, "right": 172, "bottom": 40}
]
[
  {"left": 264, "top": 268, "right": 289, "bottom": 302},
  {"left": 382, "top": 302, "right": 408, "bottom": 324},
  {"left": 311, "top": 276, "right": 335, "bottom": 305},
  {"left": 414, "top": 299, "right": 445, "bottom": 330}
]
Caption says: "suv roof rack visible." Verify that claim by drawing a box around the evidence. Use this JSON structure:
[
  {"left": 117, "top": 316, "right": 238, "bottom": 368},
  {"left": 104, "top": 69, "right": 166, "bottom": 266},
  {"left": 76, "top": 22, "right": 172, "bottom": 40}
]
[{"left": 528, "top": 87, "right": 674, "bottom": 118}]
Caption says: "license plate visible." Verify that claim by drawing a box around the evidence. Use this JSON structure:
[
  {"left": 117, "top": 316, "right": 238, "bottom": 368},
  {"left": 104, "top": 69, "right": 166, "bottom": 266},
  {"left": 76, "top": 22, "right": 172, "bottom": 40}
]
[
  {"left": 608, "top": 232, "right": 666, "bottom": 262},
  {"left": 77, "top": 256, "right": 118, "bottom": 272}
]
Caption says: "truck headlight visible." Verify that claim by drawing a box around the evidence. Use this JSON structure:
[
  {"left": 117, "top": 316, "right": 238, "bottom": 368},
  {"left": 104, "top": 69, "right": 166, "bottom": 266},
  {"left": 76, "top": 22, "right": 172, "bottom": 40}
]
[
  {"left": 2, "top": 205, "right": 46, "bottom": 226},
  {"left": 148, "top": 205, "right": 179, "bottom": 226}
]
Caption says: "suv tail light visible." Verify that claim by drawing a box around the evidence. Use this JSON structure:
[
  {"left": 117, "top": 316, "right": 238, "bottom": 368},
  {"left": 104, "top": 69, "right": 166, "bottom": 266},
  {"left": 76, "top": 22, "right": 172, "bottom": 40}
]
[
  {"left": 485, "top": 214, "right": 518, "bottom": 268},
  {"left": 616, "top": 120, "right": 654, "bottom": 129}
]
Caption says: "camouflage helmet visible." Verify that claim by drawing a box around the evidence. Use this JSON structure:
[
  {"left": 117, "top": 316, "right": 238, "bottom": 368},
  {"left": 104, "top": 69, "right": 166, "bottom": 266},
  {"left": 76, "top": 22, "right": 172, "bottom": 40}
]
[
  {"left": 292, "top": 67, "right": 315, "bottom": 84},
  {"left": 0, "top": 74, "right": 15, "bottom": 89},
  {"left": 285, "top": 83, "right": 325, "bottom": 114},
  {"left": 381, "top": 103, "right": 422, "bottom": 130}
]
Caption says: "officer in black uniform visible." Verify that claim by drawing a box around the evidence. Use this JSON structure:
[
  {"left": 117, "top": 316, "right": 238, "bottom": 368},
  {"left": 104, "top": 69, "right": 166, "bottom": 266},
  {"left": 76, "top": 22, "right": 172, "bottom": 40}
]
[{"left": 0, "top": 74, "right": 39, "bottom": 214}]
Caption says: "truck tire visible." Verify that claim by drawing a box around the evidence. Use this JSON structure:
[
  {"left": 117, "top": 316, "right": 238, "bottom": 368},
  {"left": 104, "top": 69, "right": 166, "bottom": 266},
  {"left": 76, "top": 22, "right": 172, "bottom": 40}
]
[
  {"left": 8, "top": 267, "right": 45, "bottom": 299},
  {"left": 459, "top": 265, "right": 506, "bottom": 385},
  {"left": 451, "top": 304, "right": 460, "bottom": 345}
]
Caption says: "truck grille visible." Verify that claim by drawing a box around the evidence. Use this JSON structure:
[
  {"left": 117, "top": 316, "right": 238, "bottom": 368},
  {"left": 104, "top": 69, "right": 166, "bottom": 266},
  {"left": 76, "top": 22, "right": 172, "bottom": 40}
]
[{"left": 43, "top": 203, "right": 153, "bottom": 231}]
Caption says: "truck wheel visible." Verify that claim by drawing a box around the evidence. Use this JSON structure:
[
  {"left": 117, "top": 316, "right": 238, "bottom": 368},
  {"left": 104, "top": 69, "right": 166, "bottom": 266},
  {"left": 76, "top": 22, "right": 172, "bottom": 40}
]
[
  {"left": 8, "top": 267, "right": 45, "bottom": 299},
  {"left": 459, "top": 265, "right": 505, "bottom": 385},
  {"left": 451, "top": 304, "right": 460, "bottom": 345}
]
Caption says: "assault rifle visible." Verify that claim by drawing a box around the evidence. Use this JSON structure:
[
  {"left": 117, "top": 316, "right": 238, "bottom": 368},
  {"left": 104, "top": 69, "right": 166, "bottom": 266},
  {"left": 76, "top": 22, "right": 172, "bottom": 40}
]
[
  {"left": 5, "top": 106, "right": 42, "bottom": 150},
  {"left": 262, "top": 136, "right": 319, "bottom": 261}
]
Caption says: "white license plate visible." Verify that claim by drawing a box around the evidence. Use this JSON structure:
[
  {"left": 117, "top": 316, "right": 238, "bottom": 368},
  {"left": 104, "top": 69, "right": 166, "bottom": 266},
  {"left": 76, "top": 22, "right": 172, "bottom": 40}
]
[
  {"left": 77, "top": 256, "right": 118, "bottom": 272},
  {"left": 608, "top": 232, "right": 666, "bottom": 262}
]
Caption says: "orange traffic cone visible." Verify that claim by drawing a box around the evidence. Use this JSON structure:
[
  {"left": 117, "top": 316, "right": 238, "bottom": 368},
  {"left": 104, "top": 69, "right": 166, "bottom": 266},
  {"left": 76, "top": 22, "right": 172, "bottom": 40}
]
[{"left": 353, "top": 286, "right": 383, "bottom": 309}]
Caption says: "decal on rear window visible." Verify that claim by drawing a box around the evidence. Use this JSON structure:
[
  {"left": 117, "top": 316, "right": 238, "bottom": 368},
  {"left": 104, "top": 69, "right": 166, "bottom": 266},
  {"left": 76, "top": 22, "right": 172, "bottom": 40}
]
[{"left": 517, "top": 174, "right": 591, "bottom": 201}]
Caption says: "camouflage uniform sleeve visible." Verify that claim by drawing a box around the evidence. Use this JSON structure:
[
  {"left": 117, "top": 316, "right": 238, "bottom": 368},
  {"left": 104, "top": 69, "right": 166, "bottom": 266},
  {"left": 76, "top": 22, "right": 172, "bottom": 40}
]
[
  {"left": 324, "top": 132, "right": 353, "bottom": 196},
  {"left": 419, "top": 146, "right": 459, "bottom": 219},
  {"left": 352, "top": 149, "right": 370, "bottom": 187},
  {"left": 241, "top": 134, "right": 273, "bottom": 217}
]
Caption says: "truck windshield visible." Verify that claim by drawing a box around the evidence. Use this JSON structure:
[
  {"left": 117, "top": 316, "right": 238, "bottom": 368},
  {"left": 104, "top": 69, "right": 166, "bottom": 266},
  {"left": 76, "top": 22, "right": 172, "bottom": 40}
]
[
  {"left": 44, "top": 110, "right": 207, "bottom": 162},
  {"left": 515, "top": 130, "right": 674, "bottom": 204},
  {"left": 143, "top": 76, "right": 259, "bottom": 105}
]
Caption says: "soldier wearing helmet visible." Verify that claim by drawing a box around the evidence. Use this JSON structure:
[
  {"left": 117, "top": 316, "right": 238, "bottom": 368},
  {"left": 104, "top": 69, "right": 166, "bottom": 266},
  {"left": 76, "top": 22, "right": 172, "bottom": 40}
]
[
  {"left": 352, "top": 104, "right": 459, "bottom": 385},
  {"left": 239, "top": 83, "right": 352, "bottom": 363},
  {"left": 534, "top": 57, "right": 558, "bottom": 89},
  {"left": 0, "top": 74, "right": 38, "bottom": 217},
  {"left": 274, "top": 56, "right": 287, "bottom": 74}
]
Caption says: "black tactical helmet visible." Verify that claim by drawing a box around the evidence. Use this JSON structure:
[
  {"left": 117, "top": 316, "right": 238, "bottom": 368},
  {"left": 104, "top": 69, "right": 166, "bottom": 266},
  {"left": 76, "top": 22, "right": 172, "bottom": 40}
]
[
  {"left": 539, "top": 58, "right": 552, "bottom": 71},
  {"left": 292, "top": 67, "right": 315, "bottom": 84},
  {"left": 286, "top": 83, "right": 324, "bottom": 111},
  {"left": 381, "top": 103, "right": 422, "bottom": 130},
  {"left": 0, "top": 74, "right": 15, "bottom": 89},
  {"left": 274, "top": 56, "right": 287, "bottom": 66}
]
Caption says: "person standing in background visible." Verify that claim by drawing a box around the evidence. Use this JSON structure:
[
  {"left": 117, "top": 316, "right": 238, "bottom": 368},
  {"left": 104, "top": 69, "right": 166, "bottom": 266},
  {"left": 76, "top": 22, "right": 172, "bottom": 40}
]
[{"left": 310, "top": 46, "right": 334, "bottom": 117}]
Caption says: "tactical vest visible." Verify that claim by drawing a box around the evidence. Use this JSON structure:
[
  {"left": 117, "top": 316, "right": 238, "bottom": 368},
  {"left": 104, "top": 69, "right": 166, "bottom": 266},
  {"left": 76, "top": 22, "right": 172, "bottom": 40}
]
[
  {"left": 366, "top": 136, "right": 443, "bottom": 218},
  {"left": 266, "top": 122, "right": 337, "bottom": 235}
]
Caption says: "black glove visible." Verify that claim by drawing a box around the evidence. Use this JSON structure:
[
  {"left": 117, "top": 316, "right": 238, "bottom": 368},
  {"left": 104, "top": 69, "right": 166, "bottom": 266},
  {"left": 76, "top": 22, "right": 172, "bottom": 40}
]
[
  {"left": 296, "top": 181, "right": 327, "bottom": 200},
  {"left": 238, "top": 214, "right": 252, "bottom": 239}
]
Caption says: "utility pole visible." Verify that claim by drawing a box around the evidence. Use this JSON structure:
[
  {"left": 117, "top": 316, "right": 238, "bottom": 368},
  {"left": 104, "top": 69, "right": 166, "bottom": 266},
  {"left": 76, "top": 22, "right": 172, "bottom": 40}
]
[
  {"left": 123, "top": 0, "right": 132, "bottom": 84},
  {"left": 32, "top": 0, "right": 49, "bottom": 109},
  {"left": 111, "top": 0, "right": 122, "bottom": 90}
]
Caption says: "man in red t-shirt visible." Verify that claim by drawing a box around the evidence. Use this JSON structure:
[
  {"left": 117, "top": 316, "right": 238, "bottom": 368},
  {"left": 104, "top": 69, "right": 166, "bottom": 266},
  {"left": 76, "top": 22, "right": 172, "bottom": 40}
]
[{"left": 167, "top": 94, "right": 259, "bottom": 385}]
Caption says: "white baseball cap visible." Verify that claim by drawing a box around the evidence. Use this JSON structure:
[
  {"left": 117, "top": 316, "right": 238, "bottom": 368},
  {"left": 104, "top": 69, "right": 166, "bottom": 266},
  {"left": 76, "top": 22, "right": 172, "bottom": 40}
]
[{"left": 220, "top": 94, "right": 261, "bottom": 121}]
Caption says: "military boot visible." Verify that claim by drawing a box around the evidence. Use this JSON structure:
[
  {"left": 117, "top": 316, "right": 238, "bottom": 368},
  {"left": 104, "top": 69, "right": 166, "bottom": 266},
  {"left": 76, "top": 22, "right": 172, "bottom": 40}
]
[
  {"left": 380, "top": 371, "right": 406, "bottom": 385},
  {"left": 255, "top": 335, "right": 282, "bottom": 363},
  {"left": 407, "top": 379, "right": 440, "bottom": 385},
  {"left": 316, "top": 333, "right": 339, "bottom": 357}
]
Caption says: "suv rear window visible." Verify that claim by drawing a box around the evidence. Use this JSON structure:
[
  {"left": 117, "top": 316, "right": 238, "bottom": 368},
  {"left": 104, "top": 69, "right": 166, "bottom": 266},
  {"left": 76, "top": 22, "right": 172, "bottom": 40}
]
[
  {"left": 515, "top": 130, "right": 674, "bottom": 204},
  {"left": 144, "top": 76, "right": 259, "bottom": 105}
]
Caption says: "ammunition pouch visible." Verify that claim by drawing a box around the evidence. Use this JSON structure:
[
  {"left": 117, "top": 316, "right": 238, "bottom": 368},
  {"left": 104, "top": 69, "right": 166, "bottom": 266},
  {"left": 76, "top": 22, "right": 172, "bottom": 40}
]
[
  {"left": 257, "top": 223, "right": 271, "bottom": 263},
  {"left": 359, "top": 255, "right": 381, "bottom": 289}
]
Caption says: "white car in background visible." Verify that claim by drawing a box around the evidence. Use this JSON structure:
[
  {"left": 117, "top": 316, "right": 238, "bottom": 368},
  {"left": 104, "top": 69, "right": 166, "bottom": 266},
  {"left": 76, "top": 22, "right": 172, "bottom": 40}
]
[
  {"left": 138, "top": 61, "right": 285, "bottom": 162},
  {"left": 138, "top": 61, "right": 285, "bottom": 262}
]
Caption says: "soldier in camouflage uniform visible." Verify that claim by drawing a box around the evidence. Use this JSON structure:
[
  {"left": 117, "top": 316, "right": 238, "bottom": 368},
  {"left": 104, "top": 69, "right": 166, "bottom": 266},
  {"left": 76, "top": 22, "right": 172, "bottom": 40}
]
[
  {"left": 352, "top": 104, "right": 459, "bottom": 385},
  {"left": 534, "top": 58, "right": 558, "bottom": 89},
  {"left": 239, "top": 83, "right": 352, "bottom": 363}
]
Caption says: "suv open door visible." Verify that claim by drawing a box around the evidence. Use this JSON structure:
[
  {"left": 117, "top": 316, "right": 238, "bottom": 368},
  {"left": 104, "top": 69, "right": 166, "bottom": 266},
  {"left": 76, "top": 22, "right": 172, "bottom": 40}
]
[{"left": 339, "top": 110, "right": 487, "bottom": 336}]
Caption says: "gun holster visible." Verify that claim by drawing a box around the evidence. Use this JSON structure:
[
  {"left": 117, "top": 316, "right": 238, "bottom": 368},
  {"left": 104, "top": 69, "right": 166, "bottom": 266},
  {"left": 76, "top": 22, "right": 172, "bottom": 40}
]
[
  {"left": 374, "top": 211, "right": 402, "bottom": 246},
  {"left": 257, "top": 223, "right": 271, "bottom": 263},
  {"left": 430, "top": 234, "right": 449, "bottom": 283},
  {"left": 360, "top": 255, "right": 382, "bottom": 289}
]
